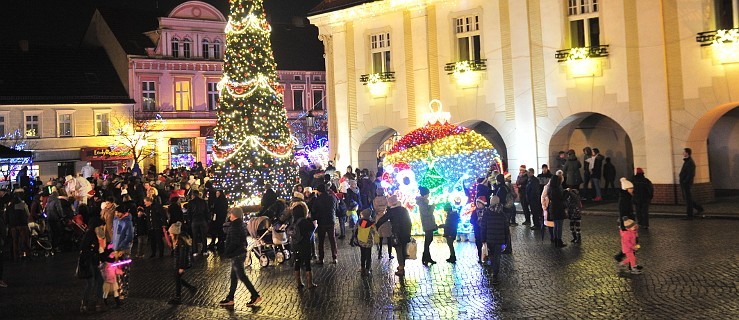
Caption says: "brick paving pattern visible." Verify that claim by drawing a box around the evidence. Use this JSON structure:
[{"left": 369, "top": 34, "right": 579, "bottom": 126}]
[{"left": 1, "top": 215, "right": 737, "bottom": 319}]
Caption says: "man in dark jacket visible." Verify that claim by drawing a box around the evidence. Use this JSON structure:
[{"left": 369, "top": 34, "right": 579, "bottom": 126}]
[
  {"left": 186, "top": 191, "right": 210, "bottom": 256},
  {"left": 525, "top": 168, "right": 543, "bottom": 231},
  {"left": 632, "top": 168, "right": 654, "bottom": 229},
  {"left": 310, "top": 184, "right": 338, "bottom": 264},
  {"left": 220, "top": 208, "right": 261, "bottom": 307},
  {"left": 590, "top": 148, "right": 605, "bottom": 201},
  {"left": 144, "top": 197, "right": 166, "bottom": 258},
  {"left": 481, "top": 196, "right": 509, "bottom": 284},
  {"left": 515, "top": 165, "right": 531, "bottom": 226},
  {"left": 679, "top": 148, "right": 704, "bottom": 219},
  {"left": 167, "top": 222, "right": 196, "bottom": 305},
  {"left": 603, "top": 157, "right": 616, "bottom": 198}
]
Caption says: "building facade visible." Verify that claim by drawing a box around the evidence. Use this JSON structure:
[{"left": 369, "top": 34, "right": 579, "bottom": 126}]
[
  {"left": 309, "top": 0, "right": 739, "bottom": 203},
  {"left": 86, "top": 1, "right": 326, "bottom": 172}
]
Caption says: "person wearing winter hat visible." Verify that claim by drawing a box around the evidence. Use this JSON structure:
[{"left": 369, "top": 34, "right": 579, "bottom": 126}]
[
  {"left": 470, "top": 196, "right": 487, "bottom": 263},
  {"left": 168, "top": 221, "right": 197, "bottom": 305},
  {"left": 417, "top": 186, "right": 437, "bottom": 266},
  {"left": 618, "top": 178, "right": 635, "bottom": 220},
  {"left": 617, "top": 217, "right": 643, "bottom": 274},
  {"left": 376, "top": 194, "right": 412, "bottom": 277}
]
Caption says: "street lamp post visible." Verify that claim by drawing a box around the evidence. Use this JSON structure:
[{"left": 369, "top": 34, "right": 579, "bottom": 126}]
[{"left": 304, "top": 110, "right": 315, "bottom": 147}]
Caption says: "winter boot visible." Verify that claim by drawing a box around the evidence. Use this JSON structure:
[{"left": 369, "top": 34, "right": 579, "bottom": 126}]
[
  {"left": 295, "top": 271, "right": 304, "bottom": 289},
  {"left": 80, "top": 300, "right": 88, "bottom": 313},
  {"left": 571, "top": 231, "right": 578, "bottom": 243},
  {"left": 305, "top": 271, "right": 318, "bottom": 289},
  {"left": 113, "top": 297, "right": 122, "bottom": 309}
]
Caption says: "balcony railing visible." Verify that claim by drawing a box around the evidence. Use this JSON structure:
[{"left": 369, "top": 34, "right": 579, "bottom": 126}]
[
  {"left": 696, "top": 28, "right": 739, "bottom": 46},
  {"left": 135, "top": 110, "right": 217, "bottom": 120},
  {"left": 359, "top": 72, "right": 396, "bottom": 84},
  {"left": 555, "top": 45, "right": 609, "bottom": 62},
  {"left": 444, "top": 59, "right": 487, "bottom": 74}
]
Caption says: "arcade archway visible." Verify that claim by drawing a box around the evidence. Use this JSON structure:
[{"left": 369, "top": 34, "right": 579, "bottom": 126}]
[
  {"left": 549, "top": 113, "right": 634, "bottom": 184},
  {"left": 357, "top": 127, "right": 398, "bottom": 175}
]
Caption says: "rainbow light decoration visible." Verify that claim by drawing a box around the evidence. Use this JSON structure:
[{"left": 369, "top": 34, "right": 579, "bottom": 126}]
[{"left": 381, "top": 100, "right": 504, "bottom": 235}]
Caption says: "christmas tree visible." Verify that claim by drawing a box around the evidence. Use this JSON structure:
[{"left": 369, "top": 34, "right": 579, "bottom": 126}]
[{"left": 212, "top": 0, "right": 298, "bottom": 206}]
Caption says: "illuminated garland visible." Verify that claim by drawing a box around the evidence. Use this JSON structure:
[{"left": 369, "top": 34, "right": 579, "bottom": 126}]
[{"left": 218, "top": 74, "right": 280, "bottom": 98}]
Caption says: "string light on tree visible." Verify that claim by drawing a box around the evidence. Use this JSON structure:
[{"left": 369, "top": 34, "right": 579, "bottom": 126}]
[{"left": 212, "top": 0, "right": 299, "bottom": 206}]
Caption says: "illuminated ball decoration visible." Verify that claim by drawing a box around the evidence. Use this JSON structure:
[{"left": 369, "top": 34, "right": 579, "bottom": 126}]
[
  {"left": 212, "top": 0, "right": 299, "bottom": 206},
  {"left": 382, "top": 100, "right": 504, "bottom": 235}
]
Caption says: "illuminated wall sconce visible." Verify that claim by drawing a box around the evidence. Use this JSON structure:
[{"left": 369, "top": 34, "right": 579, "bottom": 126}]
[
  {"left": 445, "top": 60, "right": 486, "bottom": 87},
  {"left": 555, "top": 46, "right": 608, "bottom": 78},
  {"left": 360, "top": 72, "right": 395, "bottom": 97},
  {"left": 697, "top": 28, "right": 739, "bottom": 64}
]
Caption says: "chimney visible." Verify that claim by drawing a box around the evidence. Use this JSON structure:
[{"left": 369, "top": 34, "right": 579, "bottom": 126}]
[{"left": 19, "top": 40, "right": 29, "bottom": 52}]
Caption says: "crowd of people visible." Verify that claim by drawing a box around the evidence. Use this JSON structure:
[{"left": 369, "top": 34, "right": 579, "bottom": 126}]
[{"left": 0, "top": 145, "right": 707, "bottom": 311}]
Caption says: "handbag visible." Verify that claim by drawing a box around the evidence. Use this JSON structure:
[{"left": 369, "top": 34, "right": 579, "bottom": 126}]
[
  {"left": 75, "top": 252, "right": 93, "bottom": 279},
  {"left": 405, "top": 238, "right": 417, "bottom": 260}
]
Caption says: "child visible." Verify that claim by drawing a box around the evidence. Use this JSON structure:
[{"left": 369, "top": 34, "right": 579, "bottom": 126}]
[
  {"left": 346, "top": 200, "right": 359, "bottom": 231},
  {"left": 565, "top": 188, "right": 583, "bottom": 243},
  {"left": 618, "top": 218, "right": 643, "bottom": 274},
  {"left": 353, "top": 209, "right": 379, "bottom": 275},
  {"left": 168, "top": 221, "right": 197, "bottom": 305},
  {"left": 442, "top": 204, "right": 459, "bottom": 263},
  {"left": 101, "top": 248, "right": 123, "bottom": 308}
]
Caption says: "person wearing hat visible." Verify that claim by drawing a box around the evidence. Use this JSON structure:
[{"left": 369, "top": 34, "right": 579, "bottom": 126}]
[
  {"left": 631, "top": 168, "right": 654, "bottom": 229},
  {"left": 220, "top": 207, "right": 262, "bottom": 307},
  {"left": 417, "top": 186, "right": 437, "bottom": 266},
  {"left": 376, "top": 194, "right": 412, "bottom": 277},
  {"left": 167, "top": 222, "right": 197, "bottom": 305},
  {"left": 617, "top": 218, "right": 643, "bottom": 274},
  {"left": 470, "top": 196, "right": 488, "bottom": 263},
  {"left": 618, "top": 177, "right": 635, "bottom": 220}
]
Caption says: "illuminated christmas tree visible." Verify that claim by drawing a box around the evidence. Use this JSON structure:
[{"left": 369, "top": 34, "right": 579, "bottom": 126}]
[{"left": 212, "top": 0, "right": 298, "bottom": 206}]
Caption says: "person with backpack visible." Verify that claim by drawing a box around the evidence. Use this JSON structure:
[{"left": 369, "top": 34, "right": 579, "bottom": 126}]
[
  {"left": 481, "top": 196, "right": 509, "bottom": 285},
  {"left": 167, "top": 221, "right": 197, "bottom": 305},
  {"left": 290, "top": 202, "right": 317, "bottom": 289},
  {"left": 353, "top": 208, "right": 379, "bottom": 275},
  {"left": 565, "top": 188, "right": 583, "bottom": 243},
  {"left": 631, "top": 168, "right": 654, "bottom": 229}
]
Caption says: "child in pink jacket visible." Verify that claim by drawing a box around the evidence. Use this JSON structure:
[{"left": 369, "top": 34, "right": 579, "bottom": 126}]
[{"left": 619, "top": 218, "right": 643, "bottom": 274}]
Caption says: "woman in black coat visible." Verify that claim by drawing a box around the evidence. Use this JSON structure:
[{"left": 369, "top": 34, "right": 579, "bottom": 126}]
[
  {"left": 547, "top": 176, "right": 567, "bottom": 248},
  {"left": 167, "top": 222, "right": 196, "bottom": 305},
  {"left": 208, "top": 190, "right": 229, "bottom": 252},
  {"left": 481, "top": 197, "right": 509, "bottom": 280},
  {"left": 78, "top": 216, "right": 103, "bottom": 313},
  {"left": 376, "top": 196, "right": 411, "bottom": 277},
  {"left": 442, "top": 204, "right": 460, "bottom": 263}
]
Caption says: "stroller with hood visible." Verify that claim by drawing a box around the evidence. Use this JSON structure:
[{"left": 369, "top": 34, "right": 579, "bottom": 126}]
[
  {"left": 245, "top": 216, "right": 291, "bottom": 267},
  {"left": 28, "top": 220, "right": 54, "bottom": 257}
]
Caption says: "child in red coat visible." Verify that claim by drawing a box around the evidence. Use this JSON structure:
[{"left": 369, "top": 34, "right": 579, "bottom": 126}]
[{"left": 618, "top": 218, "right": 643, "bottom": 274}]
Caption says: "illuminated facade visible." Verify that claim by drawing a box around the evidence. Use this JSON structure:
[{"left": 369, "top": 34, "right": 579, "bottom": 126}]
[{"left": 309, "top": 0, "right": 739, "bottom": 204}]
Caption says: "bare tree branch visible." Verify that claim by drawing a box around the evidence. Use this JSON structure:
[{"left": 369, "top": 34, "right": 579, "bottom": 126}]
[{"left": 109, "top": 110, "right": 166, "bottom": 167}]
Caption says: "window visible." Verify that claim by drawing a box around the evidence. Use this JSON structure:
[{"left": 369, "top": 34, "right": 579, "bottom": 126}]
[
  {"left": 312, "top": 89, "right": 324, "bottom": 110},
  {"left": 715, "top": 0, "right": 739, "bottom": 29},
  {"left": 58, "top": 113, "right": 72, "bottom": 137},
  {"left": 294, "top": 75, "right": 302, "bottom": 81},
  {"left": 95, "top": 112, "right": 109, "bottom": 136},
  {"left": 171, "top": 37, "right": 180, "bottom": 58},
  {"left": 293, "top": 89, "right": 304, "bottom": 110},
  {"left": 0, "top": 115, "right": 5, "bottom": 136},
  {"left": 213, "top": 40, "right": 222, "bottom": 59},
  {"left": 142, "top": 81, "right": 156, "bottom": 111},
  {"left": 568, "top": 0, "right": 600, "bottom": 48},
  {"left": 455, "top": 15, "right": 481, "bottom": 61},
  {"left": 370, "top": 32, "right": 392, "bottom": 73},
  {"left": 207, "top": 81, "right": 219, "bottom": 111},
  {"left": 183, "top": 38, "right": 192, "bottom": 58},
  {"left": 25, "top": 114, "right": 40, "bottom": 138},
  {"left": 175, "top": 80, "right": 191, "bottom": 111},
  {"left": 202, "top": 39, "right": 210, "bottom": 59},
  {"left": 313, "top": 75, "right": 321, "bottom": 81}
]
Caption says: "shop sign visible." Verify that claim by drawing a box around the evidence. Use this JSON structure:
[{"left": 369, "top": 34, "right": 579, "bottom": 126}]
[{"left": 80, "top": 147, "right": 133, "bottom": 161}]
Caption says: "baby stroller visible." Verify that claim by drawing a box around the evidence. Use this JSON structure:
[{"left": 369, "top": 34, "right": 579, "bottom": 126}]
[
  {"left": 28, "top": 221, "right": 54, "bottom": 257},
  {"left": 245, "top": 216, "right": 291, "bottom": 267},
  {"left": 64, "top": 214, "right": 87, "bottom": 248}
]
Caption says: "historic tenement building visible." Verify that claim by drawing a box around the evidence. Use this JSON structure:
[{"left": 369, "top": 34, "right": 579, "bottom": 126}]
[{"left": 309, "top": 0, "right": 739, "bottom": 204}]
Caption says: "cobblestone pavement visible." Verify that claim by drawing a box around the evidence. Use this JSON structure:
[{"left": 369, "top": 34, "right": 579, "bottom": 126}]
[
  {"left": 1, "top": 215, "right": 738, "bottom": 320},
  {"left": 582, "top": 195, "right": 739, "bottom": 219}
]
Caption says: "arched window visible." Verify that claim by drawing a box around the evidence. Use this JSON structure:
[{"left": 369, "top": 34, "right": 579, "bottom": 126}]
[
  {"left": 171, "top": 37, "right": 180, "bottom": 58},
  {"left": 213, "top": 40, "right": 222, "bottom": 60},
  {"left": 183, "top": 38, "right": 192, "bottom": 58},
  {"left": 202, "top": 39, "right": 210, "bottom": 59}
]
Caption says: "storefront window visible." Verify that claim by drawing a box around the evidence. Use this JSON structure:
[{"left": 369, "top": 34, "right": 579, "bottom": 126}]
[
  {"left": 170, "top": 138, "right": 195, "bottom": 169},
  {"left": 206, "top": 137, "right": 214, "bottom": 166}
]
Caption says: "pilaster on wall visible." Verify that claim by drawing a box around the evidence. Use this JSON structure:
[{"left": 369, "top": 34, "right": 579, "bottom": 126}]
[
  {"left": 498, "top": 0, "right": 515, "bottom": 121},
  {"left": 319, "top": 33, "right": 338, "bottom": 165},
  {"left": 403, "top": 10, "right": 417, "bottom": 129},
  {"left": 426, "top": 5, "right": 440, "bottom": 100},
  {"left": 409, "top": 8, "right": 431, "bottom": 127},
  {"left": 526, "top": 0, "right": 547, "bottom": 118}
]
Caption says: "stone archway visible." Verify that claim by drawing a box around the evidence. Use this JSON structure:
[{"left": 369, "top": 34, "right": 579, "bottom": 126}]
[
  {"left": 357, "top": 126, "right": 398, "bottom": 174},
  {"left": 686, "top": 102, "right": 739, "bottom": 198},
  {"left": 549, "top": 112, "right": 634, "bottom": 185},
  {"left": 459, "top": 120, "right": 508, "bottom": 170}
]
